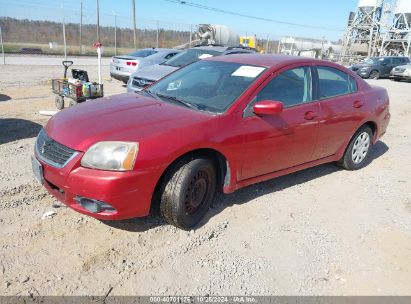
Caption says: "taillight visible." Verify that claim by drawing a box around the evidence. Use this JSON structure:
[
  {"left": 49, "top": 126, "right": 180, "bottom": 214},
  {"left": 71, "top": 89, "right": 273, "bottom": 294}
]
[{"left": 127, "top": 61, "right": 138, "bottom": 66}]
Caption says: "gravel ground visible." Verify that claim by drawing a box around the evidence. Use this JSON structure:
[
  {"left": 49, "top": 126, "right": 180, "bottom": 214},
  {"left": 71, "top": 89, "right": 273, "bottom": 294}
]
[{"left": 0, "top": 62, "right": 410, "bottom": 296}]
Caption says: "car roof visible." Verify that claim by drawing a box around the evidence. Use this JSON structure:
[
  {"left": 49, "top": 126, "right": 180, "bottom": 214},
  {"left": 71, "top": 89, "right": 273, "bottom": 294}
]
[
  {"left": 153, "top": 48, "right": 178, "bottom": 52},
  {"left": 189, "top": 45, "right": 255, "bottom": 53},
  {"left": 135, "top": 48, "right": 176, "bottom": 52},
  {"left": 205, "top": 54, "right": 326, "bottom": 68},
  {"left": 189, "top": 46, "right": 229, "bottom": 52}
]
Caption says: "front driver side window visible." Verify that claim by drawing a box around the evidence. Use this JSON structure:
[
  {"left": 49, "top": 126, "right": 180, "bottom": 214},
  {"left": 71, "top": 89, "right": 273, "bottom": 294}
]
[{"left": 256, "top": 66, "right": 312, "bottom": 108}]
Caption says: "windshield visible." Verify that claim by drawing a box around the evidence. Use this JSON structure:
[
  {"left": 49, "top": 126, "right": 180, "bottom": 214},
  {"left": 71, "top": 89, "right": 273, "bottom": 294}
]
[
  {"left": 147, "top": 60, "right": 266, "bottom": 113},
  {"left": 162, "top": 49, "right": 221, "bottom": 67},
  {"left": 129, "top": 49, "right": 158, "bottom": 58}
]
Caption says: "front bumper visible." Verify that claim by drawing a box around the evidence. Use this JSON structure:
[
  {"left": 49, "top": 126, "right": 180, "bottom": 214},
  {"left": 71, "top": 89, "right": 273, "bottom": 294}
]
[
  {"left": 34, "top": 151, "right": 159, "bottom": 220},
  {"left": 356, "top": 69, "right": 371, "bottom": 78},
  {"left": 110, "top": 72, "right": 130, "bottom": 83},
  {"left": 126, "top": 80, "right": 143, "bottom": 93},
  {"left": 390, "top": 72, "right": 411, "bottom": 80}
]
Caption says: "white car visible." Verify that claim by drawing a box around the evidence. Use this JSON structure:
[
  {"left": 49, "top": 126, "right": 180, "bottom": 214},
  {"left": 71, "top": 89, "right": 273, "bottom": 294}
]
[{"left": 110, "top": 48, "right": 180, "bottom": 83}]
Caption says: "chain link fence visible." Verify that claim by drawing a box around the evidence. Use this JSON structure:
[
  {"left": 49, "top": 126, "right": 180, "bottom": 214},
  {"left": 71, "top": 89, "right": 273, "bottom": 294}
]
[
  {"left": 0, "top": 16, "right": 193, "bottom": 58},
  {"left": 0, "top": 2, "right": 285, "bottom": 65}
]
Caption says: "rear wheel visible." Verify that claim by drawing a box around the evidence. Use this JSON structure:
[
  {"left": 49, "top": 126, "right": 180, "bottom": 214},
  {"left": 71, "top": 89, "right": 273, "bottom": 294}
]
[
  {"left": 55, "top": 95, "right": 64, "bottom": 110},
  {"left": 340, "top": 126, "right": 373, "bottom": 170},
  {"left": 160, "top": 157, "right": 216, "bottom": 230},
  {"left": 69, "top": 99, "right": 78, "bottom": 107},
  {"left": 369, "top": 70, "right": 380, "bottom": 80}
]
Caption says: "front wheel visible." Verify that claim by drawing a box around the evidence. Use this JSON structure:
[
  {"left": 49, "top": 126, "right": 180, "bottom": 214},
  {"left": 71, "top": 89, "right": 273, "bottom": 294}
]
[
  {"left": 340, "top": 126, "right": 373, "bottom": 170},
  {"left": 369, "top": 70, "right": 380, "bottom": 80},
  {"left": 160, "top": 157, "right": 216, "bottom": 230},
  {"left": 55, "top": 95, "right": 64, "bottom": 110}
]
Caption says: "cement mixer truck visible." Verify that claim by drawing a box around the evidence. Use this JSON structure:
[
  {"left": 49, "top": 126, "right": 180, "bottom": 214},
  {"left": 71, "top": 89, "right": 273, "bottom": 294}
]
[{"left": 175, "top": 24, "right": 240, "bottom": 49}]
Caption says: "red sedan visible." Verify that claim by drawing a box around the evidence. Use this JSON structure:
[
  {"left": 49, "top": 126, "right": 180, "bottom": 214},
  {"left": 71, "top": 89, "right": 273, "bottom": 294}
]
[{"left": 32, "top": 55, "right": 390, "bottom": 229}]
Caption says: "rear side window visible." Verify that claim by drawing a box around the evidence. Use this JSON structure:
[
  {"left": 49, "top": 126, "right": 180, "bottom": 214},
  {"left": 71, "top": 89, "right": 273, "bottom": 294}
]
[
  {"left": 349, "top": 76, "right": 358, "bottom": 93},
  {"left": 392, "top": 58, "right": 403, "bottom": 65},
  {"left": 317, "top": 66, "right": 356, "bottom": 99},
  {"left": 165, "top": 52, "right": 178, "bottom": 59},
  {"left": 256, "top": 66, "right": 312, "bottom": 108}
]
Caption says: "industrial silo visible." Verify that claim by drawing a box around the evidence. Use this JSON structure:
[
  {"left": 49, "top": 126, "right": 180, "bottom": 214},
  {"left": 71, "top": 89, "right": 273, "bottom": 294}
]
[
  {"left": 358, "top": 0, "right": 383, "bottom": 14},
  {"left": 394, "top": 0, "right": 411, "bottom": 29},
  {"left": 341, "top": 0, "right": 383, "bottom": 59},
  {"left": 380, "top": 0, "right": 411, "bottom": 56}
]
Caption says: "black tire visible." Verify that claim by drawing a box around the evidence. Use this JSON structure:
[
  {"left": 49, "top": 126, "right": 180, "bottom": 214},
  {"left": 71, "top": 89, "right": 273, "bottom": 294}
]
[
  {"left": 55, "top": 95, "right": 64, "bottom": 110},
  {"left": 369, "top": 70, "right": 380, "bottom": 80},
  {"left": 160, "top": 157, "right": 216, "bottom": 230},
  {"left": 393, "top": 78, "right": 401, "bottom": 82},
  {"left": 340, "top": 126, "right": 373, "bottom": 171}
]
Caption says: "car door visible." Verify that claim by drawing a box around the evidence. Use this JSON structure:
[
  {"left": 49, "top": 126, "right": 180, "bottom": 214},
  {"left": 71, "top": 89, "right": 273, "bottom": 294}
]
[
  {"left": 240, "top": 65, "right": 320, "bottom": 180},
  {"left": 381, "top": 58, "right": 394, "bottom": 76},
  {"left": 391, "top": 57, "right": 404, "bottom": 73},
  {"left": 312, "top": 65, "right": 365, "bottom": 160}
]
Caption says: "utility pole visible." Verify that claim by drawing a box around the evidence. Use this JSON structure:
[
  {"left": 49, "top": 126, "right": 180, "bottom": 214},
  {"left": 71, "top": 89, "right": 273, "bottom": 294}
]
[
  {"left": 321, "top": 36, "right": 325, "bottom": 59},
  {"left": 96, "top": 0, "right": 100, "bottom": 43},
  {"left": 132, "top": 0, "right": 137, "bottom": 49},
  {"left": 265, "top": 34, "right": 269, "bottom": 54},
  {"left": 62, "top": 6, "right": 67, "bottom": 60},
  {"left": 80, "top": 1, "right": 83, "bottom": 54},
  {"left": 113, "top": 11, "right": 117, "bottom": 56},
  {"left": 156, "top": 21, "right": 159, "bottom": 48},
  {"left": 0, "top": 24, "right": 5, "bottom": 65}
]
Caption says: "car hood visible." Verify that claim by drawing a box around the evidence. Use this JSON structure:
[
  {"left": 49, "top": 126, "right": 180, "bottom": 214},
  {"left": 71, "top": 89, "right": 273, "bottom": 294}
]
[
  {"left": 45, "top": 93, "right": 211, "bottom": 152},
  {"left": 131, "top": 64, "right": 179, "bottom": 81},
  {"left": 393, "top": 64, "right": 411, "bottom": 69},
  {"left": 351, "top": 64, "right": 372, "bottom": 70}
]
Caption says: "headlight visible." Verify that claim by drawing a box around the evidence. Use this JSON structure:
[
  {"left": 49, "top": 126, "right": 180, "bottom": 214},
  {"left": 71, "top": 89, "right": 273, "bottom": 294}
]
[
  {"left": 359, "top": 67, "right": 370, "bottom": 71},
  {"left": 81, "top": 142, "right": 138, "bottom": 171}
]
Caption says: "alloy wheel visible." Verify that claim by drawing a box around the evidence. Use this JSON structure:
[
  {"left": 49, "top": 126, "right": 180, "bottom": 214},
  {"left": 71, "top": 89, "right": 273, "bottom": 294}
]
[{"left": 351, "top": 132, "right": 371, "bottom": 164}]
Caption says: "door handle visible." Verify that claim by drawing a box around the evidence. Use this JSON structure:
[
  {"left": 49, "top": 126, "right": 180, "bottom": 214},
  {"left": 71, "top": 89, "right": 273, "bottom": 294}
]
[
  {"left": 353, "top": 100, "right": 364, "bottom": 108},
  {"left": 304, "top": 111, "right": 316, "bottom": 120}
]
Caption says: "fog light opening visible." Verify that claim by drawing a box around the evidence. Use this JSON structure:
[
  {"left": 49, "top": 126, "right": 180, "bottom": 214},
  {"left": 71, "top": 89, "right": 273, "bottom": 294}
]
[{"left": 74, "top": 196, "right": 116, "bottom": 213}]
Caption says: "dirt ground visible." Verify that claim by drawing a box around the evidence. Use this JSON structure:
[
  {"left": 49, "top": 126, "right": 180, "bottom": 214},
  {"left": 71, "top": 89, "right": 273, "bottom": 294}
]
[{"left": 0, "top": 63, "right": 410, "bottom": 296}]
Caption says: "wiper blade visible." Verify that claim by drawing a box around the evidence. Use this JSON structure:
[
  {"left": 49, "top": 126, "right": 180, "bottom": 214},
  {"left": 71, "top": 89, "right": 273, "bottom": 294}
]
[
  {"left": 144, "top": 89, "right": 159, "bottom": 100},
  {"left": 155, "top": 93, "right": 198, "bottom": 110}
]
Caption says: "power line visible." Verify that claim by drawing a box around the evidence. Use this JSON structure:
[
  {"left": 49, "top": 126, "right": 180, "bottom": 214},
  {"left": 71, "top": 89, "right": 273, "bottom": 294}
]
[{"left": 162, "top": 0, "right": 344, "bottom": 32}]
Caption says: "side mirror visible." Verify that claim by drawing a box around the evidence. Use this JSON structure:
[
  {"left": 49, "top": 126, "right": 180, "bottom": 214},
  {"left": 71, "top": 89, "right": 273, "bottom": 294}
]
[{"left": 253, "top": 100, "right": 284, "bottom": 116}]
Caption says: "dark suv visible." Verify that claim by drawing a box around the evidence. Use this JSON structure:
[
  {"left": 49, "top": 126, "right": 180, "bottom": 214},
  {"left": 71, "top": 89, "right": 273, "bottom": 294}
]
[
  {"left": 349, "top": 56, "right": 410, "bottom": 79},
  {"left": 127, "top": 45, "right": 257, "bottom": 92}
]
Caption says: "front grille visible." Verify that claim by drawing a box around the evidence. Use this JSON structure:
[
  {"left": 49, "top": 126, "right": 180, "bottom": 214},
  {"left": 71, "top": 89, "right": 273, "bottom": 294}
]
[
  {"left": 35, "top": 129, "right": 77, "bottom": 168},
  {"left": 132, "top": 77, "right": 154, "bottom": 89}
]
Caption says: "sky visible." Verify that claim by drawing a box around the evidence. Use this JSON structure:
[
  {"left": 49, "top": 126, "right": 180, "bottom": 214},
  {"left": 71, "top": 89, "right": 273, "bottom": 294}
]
[{"left": 0, "top": 0, "right": 360, "bottom": 41}]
